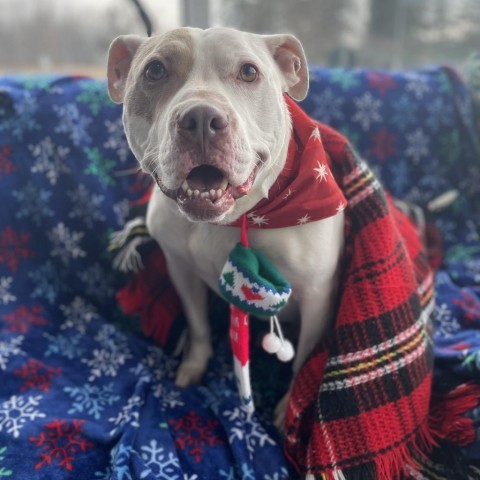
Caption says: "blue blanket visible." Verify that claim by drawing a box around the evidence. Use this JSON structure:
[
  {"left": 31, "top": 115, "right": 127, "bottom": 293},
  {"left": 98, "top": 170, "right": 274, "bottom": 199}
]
[{"left": 0, "top": 68, "right": 479, "bottom": 479}]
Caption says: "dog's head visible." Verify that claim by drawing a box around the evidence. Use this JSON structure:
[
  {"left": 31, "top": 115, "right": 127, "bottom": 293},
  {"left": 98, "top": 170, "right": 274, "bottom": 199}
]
[{"left": 107, "top": 27, "right": 308, "bottom": 223}]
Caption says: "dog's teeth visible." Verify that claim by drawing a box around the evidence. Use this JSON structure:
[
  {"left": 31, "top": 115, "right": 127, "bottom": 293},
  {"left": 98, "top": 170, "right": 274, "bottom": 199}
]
[
  {"left": 220, "top": 178, "right": 228, "bottom": 190},
  {"left": 193, "top": 189, "right": 200, "bottom": 197},
  {"left": 201, "top": 192, "right": 209, "bottom": 199},
  {"left": 187, "top": 189, "right": 193, "bottom": 197},
  {"left": 181, "top": 181, "right": 188, "bottom": 192},
  {"left": 216, "top": 189, "right": 223, "bottom": 198},
  {"left": 210, "top": 189, "right": 216, "bottom": 198}
]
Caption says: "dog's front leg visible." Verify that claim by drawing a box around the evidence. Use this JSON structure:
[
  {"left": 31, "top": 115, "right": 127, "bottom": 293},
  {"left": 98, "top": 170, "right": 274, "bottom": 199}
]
[
  {"left": 164, "top": 253, "right": 212, "bottom": 387},
  {"left": 273, "top": 285, "right": 338, "bottom": 430}
]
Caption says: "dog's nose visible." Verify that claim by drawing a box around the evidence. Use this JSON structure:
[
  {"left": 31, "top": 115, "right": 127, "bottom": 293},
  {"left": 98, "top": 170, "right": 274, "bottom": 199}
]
[{"left": 178, "top": 105, "right": 229, "bottom": 144}]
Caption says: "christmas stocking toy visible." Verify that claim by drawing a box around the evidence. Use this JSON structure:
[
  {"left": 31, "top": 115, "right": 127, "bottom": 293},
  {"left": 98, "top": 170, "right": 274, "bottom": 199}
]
[{"left": 218, "top": 215, "right": 294, "bottom": 411}]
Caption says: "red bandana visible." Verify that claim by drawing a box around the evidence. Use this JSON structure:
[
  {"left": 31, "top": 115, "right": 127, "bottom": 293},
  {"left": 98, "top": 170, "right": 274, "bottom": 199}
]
[{"left": 228, "top": 95, "right": 347, "bottom": 229}]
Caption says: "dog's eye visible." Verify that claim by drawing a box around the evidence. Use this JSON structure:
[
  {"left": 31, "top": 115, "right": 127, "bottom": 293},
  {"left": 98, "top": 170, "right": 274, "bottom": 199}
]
[
  {"left": 145, "top": 61, "right": 168, "bottom": 81},
  {"left": 239, "top": 64, "right": 258, "bottom": 83}
]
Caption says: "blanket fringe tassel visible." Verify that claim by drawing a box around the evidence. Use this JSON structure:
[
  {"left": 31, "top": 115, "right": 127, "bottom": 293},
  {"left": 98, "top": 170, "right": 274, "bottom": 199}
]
[
  {"left": 303, "top": 383, "right": 480, "bottom": 480},
  {"left": 428, "top": 382, "right": 480, "bottom": 447}
]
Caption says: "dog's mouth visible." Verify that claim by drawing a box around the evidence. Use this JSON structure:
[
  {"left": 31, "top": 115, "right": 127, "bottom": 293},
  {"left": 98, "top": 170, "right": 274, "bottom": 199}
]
[{"left": 154, "top": 165, "right": 257, "bottom": 221}]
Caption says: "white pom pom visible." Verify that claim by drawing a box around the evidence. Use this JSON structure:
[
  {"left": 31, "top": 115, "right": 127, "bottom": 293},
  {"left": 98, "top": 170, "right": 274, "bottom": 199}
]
[
  {"left": 276, "top": 340, "right": 295, "bottom": 362},
  {"left": 262, "top": 332, "right": 282, "bottom": 354}
]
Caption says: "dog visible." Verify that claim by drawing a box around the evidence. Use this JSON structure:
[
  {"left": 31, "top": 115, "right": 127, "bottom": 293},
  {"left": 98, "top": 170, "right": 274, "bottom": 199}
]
[{"left": 106, "top": 27, "right": 344, "bottom": 427}]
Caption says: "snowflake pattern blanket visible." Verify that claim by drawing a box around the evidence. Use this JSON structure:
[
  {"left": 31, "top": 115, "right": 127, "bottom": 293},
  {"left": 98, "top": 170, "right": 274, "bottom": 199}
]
[{"left": 0, "top": 68, "right": 480, "bottom": 480}]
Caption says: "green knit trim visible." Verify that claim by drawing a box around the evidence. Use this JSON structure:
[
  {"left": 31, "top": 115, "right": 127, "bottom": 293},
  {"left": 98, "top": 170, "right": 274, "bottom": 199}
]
[{"left": 228, "top": 243, "right": 290, "bottom": 292}]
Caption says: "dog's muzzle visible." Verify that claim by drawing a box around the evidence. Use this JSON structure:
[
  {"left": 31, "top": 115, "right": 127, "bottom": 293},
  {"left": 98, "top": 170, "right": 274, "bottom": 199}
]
[{"left": 153, "top": 102, "right": 258, "bottom": 222}]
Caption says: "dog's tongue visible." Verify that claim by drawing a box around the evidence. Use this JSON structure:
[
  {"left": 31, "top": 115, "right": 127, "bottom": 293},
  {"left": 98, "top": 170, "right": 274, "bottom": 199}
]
[{"left": 186, "top": 165, "right": 225, "bottom": 191}]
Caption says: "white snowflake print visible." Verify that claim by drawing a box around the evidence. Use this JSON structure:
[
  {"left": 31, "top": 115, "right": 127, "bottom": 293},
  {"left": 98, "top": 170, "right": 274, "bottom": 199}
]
[
  {"left": 82, "top": 325, "right": 133, "bottom": 381},
  {"left": 405, "top": 128, "right": 429, "bottom": 164},
  {"left": 113, "top": 199, "right": 131, "bottom": 227},
  {"left": 465, "top": 258, "right": 480, "bottom": 283},
  {"left": 64, "top": 382, "right": 120, "bottom": 420},
  {"left": 108, "top": 395, "right": 143, "bottom": 436},
  {"left": 54, "top": 103, "right": 92, "bottom": 147},
  {"left": 0, "top": 336, "right": 25, "bottom": 370},
  {"left": 152, "top": 384, "right": 185, "bottom": 411},
  {"left": 311, "top": 88, "right": 345, "bottom": 124},
  {"left": 139, "top": 439, "right": 181, "bottom": 479},
  {"left": 465, "top": 220, "right": 480, "bottom": 244},
  {"left": 425, "top": 97, "right": 453, "bottom": 131},
  {"left": 0, "top": 277, "right": 16, "bottom": 305},
  {"left": 12, "top": 182, "right": 54, "bottom": 226},
  {"left": 405, "top": 74, "right": 430, "bottom": 99},
  {"left": 199, "top": 377, "right": 235, "bottom": 415},
  {"left": 48, "top": 222, "right": 86, "bottom": 264},
  {"left": 0, "top": 395, "right": 46, "bottom": 438},
  {"left": 352, "top": 92, "right": 382, "bottom": 131},
  {"left": 297, "top": 214, "right": 311, "bottom": 225},
  {"left": 433, "top": 303, "right": 460, "bottom": 338},
  {"left": 263, "top": 469, "right": 289, "bottom": 480},
  {"left": 60, "top": 296, "right": 98, "bottom": 333},
  {"left": 129, "top": 346, "right": 178, "bottom": 384},
  {"left": 247, "top": 212, "right": 269, "bottom": 226},
  {"left": 67, "top": 184, "right": 105, "bottom": 228},
  {"left": 313, "top": 161, "right": 329, "bottom": 182},
  {"left": 219, "top": 467, "right": 236, "bottom": 480},
  {"left": 44, "top": 332, "right": 85, "bottom": 360},
  {"left": 0, "top": 91, "right": 39, "bottom": 140},
  {"left": 336, "top": 201, "right": 346, "bottom": 213},
  {"left": 77, "top": 263, "right": 115, "bottom": 302},
  {"left": 94, "top": 324, "right": 130, "bottom": 350},
  {"left": 95, "top": 444, "right": 133, "bottom": 480},
  {"left": 29, "top": 261, "right": 67, "bottom": 305},
  {"left": 104, "top": 117, "right": 130, "bottom": 163},
  {"left": 29, "top": 137, "right": 70, "bottom": 185},
  {"left": 223, "top": 407, "right": 276, "bottom": 454},
  {"left": 82, "top": 347, "right": 133, "bottom": 382}
]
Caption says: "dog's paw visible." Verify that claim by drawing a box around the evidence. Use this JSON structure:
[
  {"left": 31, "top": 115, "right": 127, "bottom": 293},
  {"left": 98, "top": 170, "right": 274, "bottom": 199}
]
[
  {"left": 273, "top": 391, "right": 290, "bottom": 433},
  {"left": 175, "top": 361, "right": 205, "bottom": 388}
]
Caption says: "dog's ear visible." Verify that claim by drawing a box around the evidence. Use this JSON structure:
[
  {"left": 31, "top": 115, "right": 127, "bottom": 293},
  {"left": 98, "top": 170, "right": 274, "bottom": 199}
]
[
  {"left": 263, "top": 34, "right": 309, "bottom": 101},
  {"left": 107, "top": 35, "right": 145, "bottom": 104}
]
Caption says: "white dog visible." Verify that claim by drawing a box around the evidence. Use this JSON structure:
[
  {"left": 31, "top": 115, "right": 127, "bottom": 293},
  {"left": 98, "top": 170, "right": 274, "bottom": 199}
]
[{"left": 107, "top": 27, "right": 344, "bottom": 425}]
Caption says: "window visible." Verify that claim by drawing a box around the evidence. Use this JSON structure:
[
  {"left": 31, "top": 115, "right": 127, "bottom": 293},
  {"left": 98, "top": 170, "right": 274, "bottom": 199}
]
[{"left": 1, "top": 0, "right": 478, "bottom": 75}]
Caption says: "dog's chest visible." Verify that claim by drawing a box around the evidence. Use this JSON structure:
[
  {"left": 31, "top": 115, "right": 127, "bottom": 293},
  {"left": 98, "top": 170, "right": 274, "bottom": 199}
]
[
  {"left": 186, "top": 225, "right": 240, "bottom": 293},
  {"left": 147, "top": 189, "right": 345, "bottom": 303}
]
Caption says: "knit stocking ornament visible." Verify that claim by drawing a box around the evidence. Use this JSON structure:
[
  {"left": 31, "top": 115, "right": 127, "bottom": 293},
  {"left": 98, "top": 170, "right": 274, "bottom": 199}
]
[{"left": 218, "top": 215, "right": 293, "bottom": 411}]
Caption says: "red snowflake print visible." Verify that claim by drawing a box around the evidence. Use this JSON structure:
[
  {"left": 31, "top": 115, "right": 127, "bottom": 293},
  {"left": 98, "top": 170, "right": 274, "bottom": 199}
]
[
  {"left": 367, "top": 72, "right": 396, "bottom": 95},
  {"left": 2, "top": 305, "right": 48, "bottom": 334},
  {"left": 0, "top": 146, "right": 15, "bottom": 176},
  {"left": 369, "top": 128, "right": 397, "bottom": 162},
  {"left": 0, "top": 226, "right": 33, "bottom": 272},
  {"left": 169, "top": 411, "right": 224, "bottom": 462},
  {"left": 13, "top": 359, "right": 61, "bottom": 392},
  {"left": 29, "top": 419, "right": 94, "bottom": 471},
  {"left": 453, "top": 291, "right": 480, "bottom": 324}
]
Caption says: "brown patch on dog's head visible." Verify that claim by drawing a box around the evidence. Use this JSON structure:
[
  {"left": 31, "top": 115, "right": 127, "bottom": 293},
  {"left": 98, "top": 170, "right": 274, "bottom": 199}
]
[{"left": 107, "top": 28, "right": 195, "bottom": 120}]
